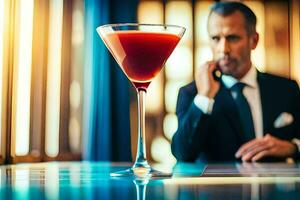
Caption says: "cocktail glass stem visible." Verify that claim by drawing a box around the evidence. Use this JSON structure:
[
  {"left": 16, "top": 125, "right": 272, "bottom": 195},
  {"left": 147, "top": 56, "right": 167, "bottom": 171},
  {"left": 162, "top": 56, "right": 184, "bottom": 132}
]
[
  {"left": 110, "top": 86, "right": 172, "bottom": 178},
  {"left": 132, "top": 89, "right": 150, "bottom": 170}
]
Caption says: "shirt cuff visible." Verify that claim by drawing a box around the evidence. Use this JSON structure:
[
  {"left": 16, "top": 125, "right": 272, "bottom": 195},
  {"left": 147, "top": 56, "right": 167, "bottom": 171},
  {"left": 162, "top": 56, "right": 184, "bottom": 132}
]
[
  {"left": 292, "top": 138, "right": 300, "bottom": 154},
  {"left": 193, "top": 94, "right": 215, "bottom": 114}
]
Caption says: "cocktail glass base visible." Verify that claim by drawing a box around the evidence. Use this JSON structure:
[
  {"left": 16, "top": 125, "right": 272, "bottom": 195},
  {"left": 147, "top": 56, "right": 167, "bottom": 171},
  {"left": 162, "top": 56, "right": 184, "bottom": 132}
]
[{"left": 110, "top": 167, "right": 172, "bottom": 178}]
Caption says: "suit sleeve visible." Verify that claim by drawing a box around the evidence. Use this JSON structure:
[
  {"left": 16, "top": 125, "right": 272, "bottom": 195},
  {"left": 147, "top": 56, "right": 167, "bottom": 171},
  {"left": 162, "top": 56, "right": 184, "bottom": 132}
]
[
  {"left": 291, "top": 80, "right": 300, "bottom": 160},
  {"left": 171, "top": 86, "right": 211, "bottom": 162}
]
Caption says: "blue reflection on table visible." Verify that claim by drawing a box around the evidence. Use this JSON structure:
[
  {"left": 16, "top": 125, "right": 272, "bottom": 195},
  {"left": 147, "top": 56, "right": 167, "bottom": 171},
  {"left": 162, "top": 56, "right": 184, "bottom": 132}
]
[{"left": 0, "top": 162, "right": 300, "bottom": 199}]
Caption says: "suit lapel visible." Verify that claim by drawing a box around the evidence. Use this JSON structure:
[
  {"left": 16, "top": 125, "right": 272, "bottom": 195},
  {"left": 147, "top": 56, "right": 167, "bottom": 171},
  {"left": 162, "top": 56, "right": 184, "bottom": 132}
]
[
  {"left": 257, "top": 72, "right": 272, "bottom": 133},
  {"left": 214, "top": 82, "right": 245, "bottom": 143}
]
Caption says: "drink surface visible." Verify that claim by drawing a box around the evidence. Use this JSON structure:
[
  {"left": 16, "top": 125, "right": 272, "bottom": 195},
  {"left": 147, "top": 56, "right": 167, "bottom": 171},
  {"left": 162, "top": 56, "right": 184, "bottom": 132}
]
[{"left": 103, "top": 31, "right": 180, "bottom": 89}]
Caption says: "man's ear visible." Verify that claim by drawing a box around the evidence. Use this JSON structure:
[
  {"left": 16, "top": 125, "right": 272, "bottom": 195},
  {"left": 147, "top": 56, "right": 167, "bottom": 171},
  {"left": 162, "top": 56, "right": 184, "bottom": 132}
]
[{"left": 250, "top": 32, "right": 259, "bottom": 49}]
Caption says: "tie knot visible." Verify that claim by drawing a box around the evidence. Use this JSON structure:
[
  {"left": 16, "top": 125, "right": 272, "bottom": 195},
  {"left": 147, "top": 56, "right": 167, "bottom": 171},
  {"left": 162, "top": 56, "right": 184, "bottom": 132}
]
[{"left": 231, "top": 82, "right": 246, "bottom": 93}]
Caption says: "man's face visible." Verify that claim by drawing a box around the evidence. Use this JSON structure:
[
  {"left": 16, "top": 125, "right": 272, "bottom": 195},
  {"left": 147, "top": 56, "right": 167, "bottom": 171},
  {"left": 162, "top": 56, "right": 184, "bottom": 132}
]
[{"left": 207, "top": 11, "right": 258, "bottom": 79}]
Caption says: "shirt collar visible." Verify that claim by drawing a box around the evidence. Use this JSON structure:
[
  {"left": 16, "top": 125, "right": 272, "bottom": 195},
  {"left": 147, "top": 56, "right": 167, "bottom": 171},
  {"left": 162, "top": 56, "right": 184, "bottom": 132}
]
[{"left": 222, "top": 65, "right": 257, "bottom": 89}]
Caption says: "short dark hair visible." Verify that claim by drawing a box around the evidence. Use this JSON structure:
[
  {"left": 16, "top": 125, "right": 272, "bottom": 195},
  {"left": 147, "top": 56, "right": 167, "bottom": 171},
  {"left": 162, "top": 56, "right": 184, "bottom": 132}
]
[{"left": 208, "top": 2, "right": 257, "bottom": 34}]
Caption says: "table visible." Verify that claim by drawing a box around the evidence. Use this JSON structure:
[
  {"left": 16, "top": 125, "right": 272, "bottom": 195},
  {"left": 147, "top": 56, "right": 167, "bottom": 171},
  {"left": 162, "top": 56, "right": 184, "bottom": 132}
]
[{"left": 0, "top": 162, "right": 300, "bottom": 199}]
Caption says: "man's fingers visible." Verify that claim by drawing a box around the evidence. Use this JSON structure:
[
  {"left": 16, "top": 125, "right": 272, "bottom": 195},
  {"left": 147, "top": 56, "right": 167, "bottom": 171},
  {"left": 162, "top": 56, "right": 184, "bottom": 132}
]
[
  {"left": 195, "top": 62, "right": 213, "bottom": 81},
  {"left": 235, "top": 139, "right": 262, "bottom": 158},
  {"left": 236, "top": 133, "right": 294, "bottom": 161},
  {"left": 238, "top": 135, "right": 276, "bottom": 161},
  {"left": 207, "top": 61, "right": 218, "bottom": 72},
  {"left": 195, "top": 61, "right": 221, "bottom": 98},
  {"left": 251, "top": 150, "right": 272, "bottom": 162},
  {"left": 236, "top": 134, "right": 276, "bottom": 158},
  {"left": 241, "top": 143, "right": 271, "bottom": 161}
]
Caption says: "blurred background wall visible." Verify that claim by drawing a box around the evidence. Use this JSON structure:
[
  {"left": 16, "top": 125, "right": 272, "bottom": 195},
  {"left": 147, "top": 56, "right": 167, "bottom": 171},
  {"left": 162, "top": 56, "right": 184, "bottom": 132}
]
[{"left": 0, "top": 0, "right": 299, "bottom": 164}]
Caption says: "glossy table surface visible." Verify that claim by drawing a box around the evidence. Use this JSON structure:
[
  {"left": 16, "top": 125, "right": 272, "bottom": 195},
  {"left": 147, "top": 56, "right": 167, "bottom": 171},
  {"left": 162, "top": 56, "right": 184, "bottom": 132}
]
[{"left": 0, "top": 161, "right": 300, "bottom": 199}]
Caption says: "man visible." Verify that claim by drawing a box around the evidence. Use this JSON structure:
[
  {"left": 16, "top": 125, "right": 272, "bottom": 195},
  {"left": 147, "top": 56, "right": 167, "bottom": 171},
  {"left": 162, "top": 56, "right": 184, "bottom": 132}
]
[{"left": 171, "top": 2, "right": 300, "bottom": 162}]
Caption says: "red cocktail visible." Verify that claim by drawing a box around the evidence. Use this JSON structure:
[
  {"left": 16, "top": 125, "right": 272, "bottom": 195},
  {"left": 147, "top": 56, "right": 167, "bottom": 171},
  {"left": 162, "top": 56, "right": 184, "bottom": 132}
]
[
  {"left": 102, "top": 31, "right": 181, "bottom": 90},
  {"left": 97, "top": 24, "right": 185, "bottom": 178}
]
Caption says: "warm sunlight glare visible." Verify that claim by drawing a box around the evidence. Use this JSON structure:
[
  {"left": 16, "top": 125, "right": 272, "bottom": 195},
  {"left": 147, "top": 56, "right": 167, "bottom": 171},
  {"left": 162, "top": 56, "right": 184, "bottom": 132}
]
[
  {"left": 45, "top": 0, "right": 63, "bottom": 157},
  {"left": 0, "top": 0, "right": 4, "bottom": 152},
  {"left": 15, "top": 0, "right": 34, "bottom": 156}
]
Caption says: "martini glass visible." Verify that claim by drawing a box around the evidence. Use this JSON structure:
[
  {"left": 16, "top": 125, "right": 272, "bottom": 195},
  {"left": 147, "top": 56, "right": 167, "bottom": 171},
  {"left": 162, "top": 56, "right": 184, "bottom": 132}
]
[{"left": 97, "top": 23, "right": 185, "bottom": 178}]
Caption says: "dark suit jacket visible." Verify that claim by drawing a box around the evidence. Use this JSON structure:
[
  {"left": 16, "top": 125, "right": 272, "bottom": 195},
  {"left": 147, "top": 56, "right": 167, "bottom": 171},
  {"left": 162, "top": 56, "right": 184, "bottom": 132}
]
[{"left": 171, "top": 72, "right": 300, "bottom": 162}]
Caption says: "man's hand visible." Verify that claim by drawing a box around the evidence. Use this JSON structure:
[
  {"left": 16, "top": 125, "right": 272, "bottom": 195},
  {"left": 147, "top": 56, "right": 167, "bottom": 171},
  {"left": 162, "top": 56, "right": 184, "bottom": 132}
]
[
  {"left": 235, "top": 134, "right": 297, "bottom": 162},
  {"left": 195, "top": 61, "right": 220, "bottom": 98}
]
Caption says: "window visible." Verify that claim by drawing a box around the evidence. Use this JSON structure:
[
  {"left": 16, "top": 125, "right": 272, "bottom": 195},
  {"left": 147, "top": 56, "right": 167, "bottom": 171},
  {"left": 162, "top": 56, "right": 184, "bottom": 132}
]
[{"left": 1, "top": 0, "right": 83, "bottom": 163}]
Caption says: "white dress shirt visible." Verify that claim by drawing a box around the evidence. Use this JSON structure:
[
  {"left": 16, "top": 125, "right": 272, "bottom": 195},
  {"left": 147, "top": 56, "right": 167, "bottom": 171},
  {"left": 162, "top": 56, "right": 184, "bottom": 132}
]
[{"left": 194, "top": 65, "right": 263, "bottom": 138}]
